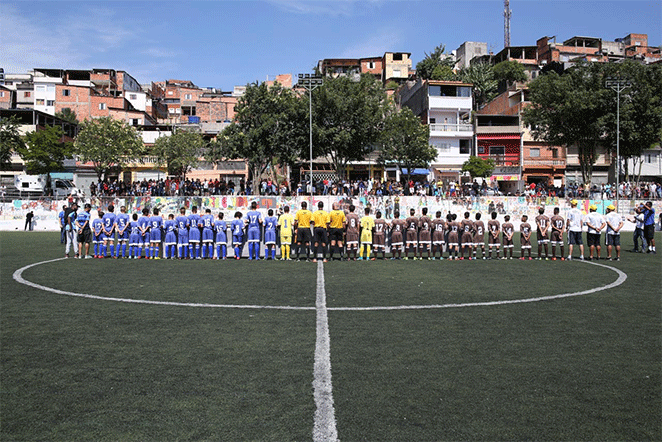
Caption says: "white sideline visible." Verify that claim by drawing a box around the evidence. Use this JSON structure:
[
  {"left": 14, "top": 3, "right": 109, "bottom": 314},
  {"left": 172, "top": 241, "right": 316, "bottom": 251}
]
[{"left": 312, "top": 261, "right": 338, "bottom": 442}]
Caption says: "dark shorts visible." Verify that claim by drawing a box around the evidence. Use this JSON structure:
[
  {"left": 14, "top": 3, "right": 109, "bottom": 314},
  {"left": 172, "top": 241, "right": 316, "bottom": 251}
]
[
  {"left": 461, "top": 232, "right": 473, "bottom": 245},
  {"left": 297, "top": 227, "right": 312, "bottom": 243},
  {"left": 606, "top": 234, "right": 620, "bottom": 246},
  {"left": 313, "top": 227, "right": 328, "bottom": 244},
  {"left": 329, "top": 228, "right": 344, "bottom": 243},
  {"left": 644, "top": 224, "right": 654, "bottom": 241},
  {"left": 568, "top": 231, "right": 583, "bottom": 245},
  {"left": 587, "top": 233, "right": 601, "bottom": 247},
  {"left": 78, "top": 228, "right": 92, "bottom": 244},
  {"left": 373, "top": 233, "right": 386, "bottom": 247}
]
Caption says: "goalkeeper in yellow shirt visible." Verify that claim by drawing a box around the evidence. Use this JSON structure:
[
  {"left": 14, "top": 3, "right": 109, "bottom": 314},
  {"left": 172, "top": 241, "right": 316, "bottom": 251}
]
[
  {"left": 278, "top": 205, "right": 295, "bottom": 260},
  {"left": 359, "top": 207, "right": 375, "bottom": 260}
]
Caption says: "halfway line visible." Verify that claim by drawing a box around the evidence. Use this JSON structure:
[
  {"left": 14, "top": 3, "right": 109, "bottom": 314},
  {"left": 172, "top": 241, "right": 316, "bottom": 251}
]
[{"left": 312, "top": 261, "right": 338, "bottom": 442}]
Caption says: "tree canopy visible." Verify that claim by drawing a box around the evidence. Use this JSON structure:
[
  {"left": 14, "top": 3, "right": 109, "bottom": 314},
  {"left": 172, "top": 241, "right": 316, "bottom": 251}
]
[
  {"left": 493, "top": 60, "right": 528, "bottom": 84},
  {"left": 378, "top": 106, "right": 436, "bottom": 187},
  {"left": 74, "top": 117, "right": 144, "bottom": 181},
  {"left": 416, "top": 44, "right": 457, "bottom": 80},
  {"left": 208, "top": 81, "right": 307, "bottom": 182},
  {"left": 311, "top": 74, "right": 388, "bottom": 179},
  {"left": 19, "top": 125, "right": 73, "bottom": 174},
  {"left": 0, "top": 116, "right": 25, "bottom": 170},
  {"left": 457, "top": 63, "right": 498, "bottom": 109},
  {"left": 462, "top": 156, "right": 496, "bottom": 178},
  {"left": 152, "top": 130, "right": 206, "bottom": 180}
]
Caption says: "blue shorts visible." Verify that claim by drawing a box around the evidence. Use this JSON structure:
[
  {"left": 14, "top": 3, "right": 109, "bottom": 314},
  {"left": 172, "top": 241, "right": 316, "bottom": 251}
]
[
  {"left": 215, "top": 232, "right": 227, "bottom": 244},
  {"left": 117, "top": 230, "right": 129, "bottom": 241},
  {"left": 247, "top": 227, "right": 260, "bottom": 243},
  {"left": 129, "top": 233, "right": 141, "bottom": 247},
  {"left": 264, "top": 230, "right": 276, "bottom": 245},
  {"left": 177, "top": 233, "right": 189, "bottom": 245},
  {"left": 232, "top": 234, "right": 243, "bottom": 246},
  {"left": 94, "top": 234, "right": 103, "bottom": 244},
  {"left": 202, "top": 228, "right": 214, "bottom": 243},
  {"left": 164, "top": 232, "right": 177, "bottom": 246},
  {"left": 150, "top": 230, "right": 162, "bottom": 243},
  {"left": 189, "top": 228, "right": 201, "bottom": 243}
]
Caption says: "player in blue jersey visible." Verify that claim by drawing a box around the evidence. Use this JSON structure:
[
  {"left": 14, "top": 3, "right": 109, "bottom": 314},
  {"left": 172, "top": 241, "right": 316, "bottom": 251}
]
[
  {"left": 175, "top": 207, "right": 190, "bottom": 259},
  {"left": 137, "top": 208, "right": 151, "bottom": 259},
  {"left": 245, "top": 201, "right": 263, "bottom": 260},
  {"left": 92, "top": 210, "right": 104, "bottom": 258},
  {"left": 263, "top": 209, "right": 278, "bottom": 260},
  {"left": 188, "top": 206, "right": 202, "bottom": 259},
  {"left": 163, "top": 213, "right": 177, "bottom": 259},
  {"left": 214, "top": 212, "right": 228, "bottom": 260},
  {"left": 149, "top": 208, "right": 163, "bottom": 259},
  {"left": 101, "top": 204, "right": 117, "bottom": 258},
  {"left": 115, "top": 206, "right": 130, "bottom": 258},
  {"left": 200, "top": 208, "right": 215, "bottom": 259},
  {"left": 231, "top": 211, "right": 245, "bottom": 259},
  {"left": 128, "top": 213, "right": 141, "bottom": 259}
]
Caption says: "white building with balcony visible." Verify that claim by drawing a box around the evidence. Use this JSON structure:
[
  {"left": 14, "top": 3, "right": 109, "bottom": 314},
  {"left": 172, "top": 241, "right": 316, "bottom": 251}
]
[{"left": 397, "top": 80, "right": 474, "bottom": 183}]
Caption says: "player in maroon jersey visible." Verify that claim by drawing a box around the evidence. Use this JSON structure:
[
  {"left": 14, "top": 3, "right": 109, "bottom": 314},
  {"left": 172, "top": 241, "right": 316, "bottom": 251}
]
[
  {"left": 345, "top": 205, "right": 360, "bottom": 261},
  {"left": 460, "top": 211, "right": 474, "bottom": 260},
  {"left": 373, "top": 211, "right": 389, "bottom": 260},
  {"left": 473, "top": 212, "right": 486, "bottom": 260},
  {"left": 550, "top": 207, "right": 565, "bottom": 260},
  {"left": 487, "top": 212, "right": 501, "bottom": 259},
  {"left": 501, "top": 215, "right": 515, "bottom": 259},
  {"left": 390, "top": 210, "right": 406, "bottom": 260},
  {"left": 432, "top": 211, "right": 446, "bottom": 260},
  {"left": 405, "top": 209, "right": 419, "bottom": 260},
  {"left": 447, "top": 214, "right": 460, "bottom": 260},
  {"left": 519, "top": 214, "right": 533, "bottom": 260},
  {"left": 535, "top": 207, "right": 551, "bottom": 260},
  {"left": 418, "top": 208, "right": 432, "bottom": 260}
]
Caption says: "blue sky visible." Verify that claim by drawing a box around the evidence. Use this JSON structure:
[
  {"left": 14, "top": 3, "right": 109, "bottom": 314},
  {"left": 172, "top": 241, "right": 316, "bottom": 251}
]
[{"left": 1, "top": 1, "right": 660, "bottom": 90}]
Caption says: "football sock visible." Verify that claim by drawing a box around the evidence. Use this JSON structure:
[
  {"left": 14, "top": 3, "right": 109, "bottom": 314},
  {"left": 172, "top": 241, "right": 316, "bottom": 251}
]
[
  {"left": 285, "top": 245, "right": 290, "bottom": 258},
  {"left": 271, "top": 248, "right": 276, "bottom": 260}
]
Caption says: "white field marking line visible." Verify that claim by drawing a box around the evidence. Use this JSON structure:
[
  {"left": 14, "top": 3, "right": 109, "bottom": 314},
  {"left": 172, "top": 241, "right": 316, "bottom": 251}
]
[
  {"left": 328, "top": 260, "right": 628, "bottom": 311},
  {"left": 12, "top": 258, "right": 314, "bottom": 310},
  {"left": 12, "top": 258, "right": 626, "bottom": 311},
  {"left": 313, "top": 260, "right": 338, "bottom": 442}
]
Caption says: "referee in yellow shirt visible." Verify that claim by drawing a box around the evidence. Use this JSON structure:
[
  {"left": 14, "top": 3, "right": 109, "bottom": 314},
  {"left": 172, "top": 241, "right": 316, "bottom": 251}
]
[
  {"left": 294, "top": 201, "right": 313, "bottom": 261},
  {"left": 328, "top": 202, "right": 346, "bottom": 261},
  {"left": 311, "top": 201, "right": 330, "bottom": 262}
]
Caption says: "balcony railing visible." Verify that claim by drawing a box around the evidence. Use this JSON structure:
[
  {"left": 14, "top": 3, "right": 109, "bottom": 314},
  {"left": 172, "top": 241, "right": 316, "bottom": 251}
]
[
  {"left": 524, "top": 159, "right": 566, "bottom": 167},
  {"left": 430, "top": 123, "right": 473, "bottom": 132}
]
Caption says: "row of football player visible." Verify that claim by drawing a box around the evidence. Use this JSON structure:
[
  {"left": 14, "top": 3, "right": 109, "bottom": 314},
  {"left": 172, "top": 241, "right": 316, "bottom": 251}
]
[{"left": 81, "top": 201, "right": 624, "bottom": 262}]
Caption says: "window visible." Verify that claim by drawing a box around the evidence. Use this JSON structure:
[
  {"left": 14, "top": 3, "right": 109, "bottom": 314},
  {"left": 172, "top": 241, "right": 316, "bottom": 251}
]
[
  {"left": 182, "top": 106, "right": 196, "bottom": 116},
  {"left": 459, "top": 139, "right": 471, "bottom": 154},
  {"left": 63, "top": 89, "right": 71, "bottom": 96},
  {"left": 429, "top": 86, "right": 441, "bottom": 96},
  {"left": 0, "top": 92, "right": 4, "bottom": 98},
  {"left": 129, "top": 94, "right": 137, "bottom": 100},
  {"left": 530, "top": 148, "right": 540, "bottom": 157},
  {"left": 24, "top": 91, "right": 31, "bottom": 97},
  {"left": 35, "top": 98, "right": 45, "bottom": 105},
  {"left": 437, "top": 143, "right": 452, "bottom": 152},
  {"left": 99, "top": 103, "right": 106, "bottom": 110},
  {"left": 393, "top": 69, "right": 401, "bottom": 77},
  {"left": 551, "top": 148, "right": 558, "bottom": 158},
  {"left": 130, "top": 118, "right": 140, "bottom": 126},
  {"left": 490, "top": 146, "right": 505, "bottom": 155},
  {"left": 46, "top": 100, "right": 55, "bottom": 106},
  {"left": 36, "top": 85, "right": 45, "bottom": 91},
  {"left": 478, "top": 146, "right": 485, "bottom": 154},
  {"left": 184, "top": 93, "right": 192, "bottom": 100},
  {"left": 457, "top": 86, "right": 471, "bottom": 97},
  {"left": 168, "top": 91, "right": 173, "bottom": 95}
]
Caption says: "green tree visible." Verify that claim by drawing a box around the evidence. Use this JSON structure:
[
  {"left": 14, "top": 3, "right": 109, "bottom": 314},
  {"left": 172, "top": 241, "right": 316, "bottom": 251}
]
[
  {"left": 18, "top": 125, "right": 73, "bottom": 174},
  {"left": 416, "top": 44, "right": 456, "bottom": 80},
  {"left": 0, "top": 116, "right": 25, "bottom": 170},
  {"left": 493, "top": 60, "right": 528, "bottom": 84},
  {"left": 523, "top": 62, "right": 609, "bottom": 185},
  {"left": 153, "top": 130, "right": 206, "bottom": 180},
  {"left": 457, "top": 63, "right": 498, "bottom": 109},
  {"left": 54, "top": 108, "right": 78, "bottom": 124},
  {"left": 461, "top": 155, "right": 496, "bottom": 178},
  {"left": 312, "top": 75, "right": 388, "bottom": 179},
  {"left": 74, "top": 117, "right": 144, "bottom": 181},
  {"left": 378, "top": 106, "right": 436, "bottom": 189},
  {"left": 602, "top": 61, "right": 662, "bottom": 182},
  {"left": 208, "top": 81, "right": 307, "bottom": 182}
]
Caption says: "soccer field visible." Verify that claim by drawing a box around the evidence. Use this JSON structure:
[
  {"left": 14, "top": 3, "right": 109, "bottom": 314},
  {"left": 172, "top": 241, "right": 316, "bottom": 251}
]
[{"left": 2, "top": 232, "right": 660, "bottom": 441}]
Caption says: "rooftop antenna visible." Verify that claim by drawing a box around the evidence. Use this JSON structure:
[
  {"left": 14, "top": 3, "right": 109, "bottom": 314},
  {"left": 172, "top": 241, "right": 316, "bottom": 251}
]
[{"left": 504, "top": 0, "right": 512, "bottom": 48}]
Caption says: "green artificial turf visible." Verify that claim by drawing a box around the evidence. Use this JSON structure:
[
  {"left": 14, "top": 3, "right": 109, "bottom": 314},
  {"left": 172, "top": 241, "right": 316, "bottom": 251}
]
[{"left": 1, "top": 231, "right": 660, "bottom": 441}]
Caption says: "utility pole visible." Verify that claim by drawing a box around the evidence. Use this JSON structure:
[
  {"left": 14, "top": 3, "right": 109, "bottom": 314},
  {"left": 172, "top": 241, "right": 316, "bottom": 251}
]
[
  {"left": 297, "top": 74, "right": 324, "bottom": 198},
  {"left": 605, "top": 77, "right": 632, "bottom": 213}
]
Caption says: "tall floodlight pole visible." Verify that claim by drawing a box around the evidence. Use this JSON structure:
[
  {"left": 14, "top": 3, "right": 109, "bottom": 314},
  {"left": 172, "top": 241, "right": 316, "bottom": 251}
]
[
  {"left": 297, "top": 73, "right": 324, "bottom": 198},
  {"left": 605, "top": 77, "right": 631, "bottom": 213}
]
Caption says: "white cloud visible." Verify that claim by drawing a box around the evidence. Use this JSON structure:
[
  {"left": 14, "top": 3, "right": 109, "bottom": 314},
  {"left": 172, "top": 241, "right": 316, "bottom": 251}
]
[{"left": 339, "top": 30, "right": 403, "bottom": 58}]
